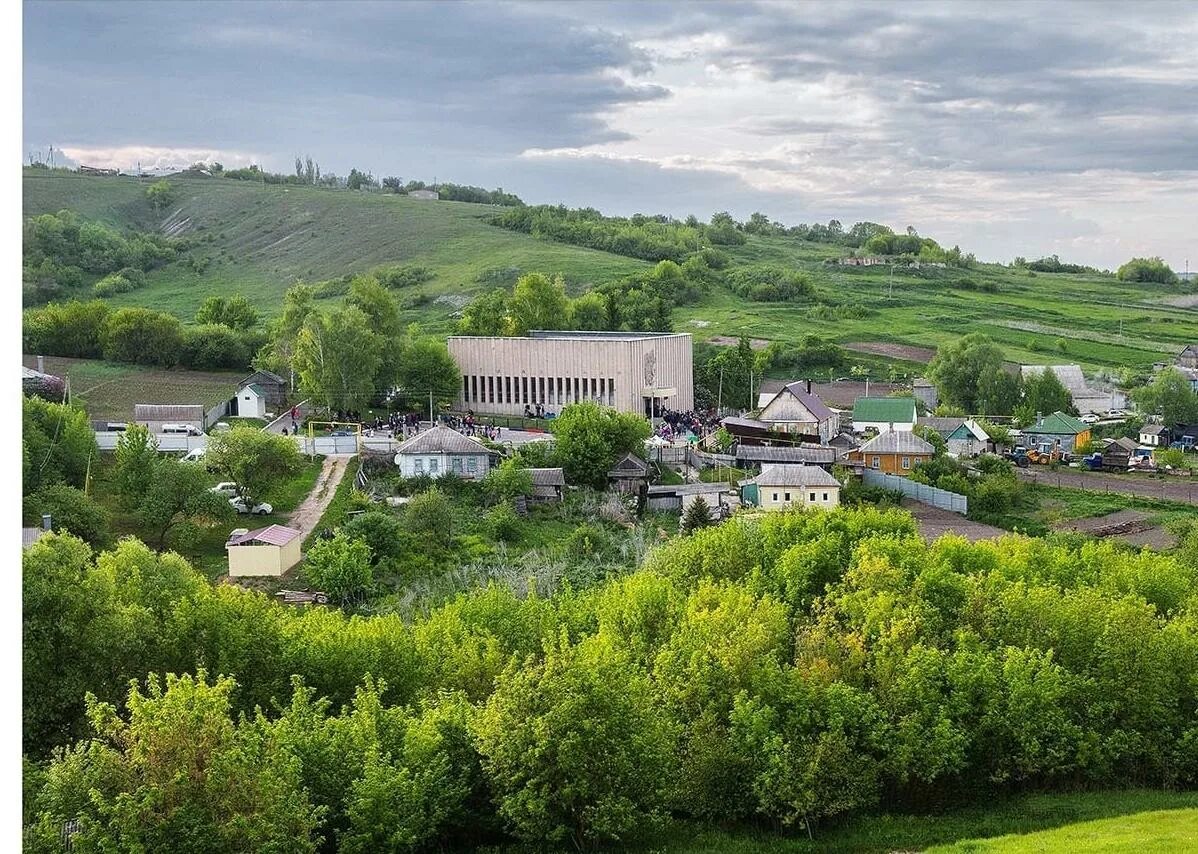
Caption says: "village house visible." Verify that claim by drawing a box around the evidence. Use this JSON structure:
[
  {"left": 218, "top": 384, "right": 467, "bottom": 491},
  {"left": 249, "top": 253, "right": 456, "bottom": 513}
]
[
  {"left": 846, "top": 430, "right": 936, "bottom": 475},
  {"left": 851, "top": 397, "right": 918, "bottom": 433},
  {"left": 1022, "top": 411, "right": 1091, "bottom": 454},
  {"left": 393, "top": 425, "right": 493, "bottom": 479},
  {"left": 744, "top": 464, "right": 841, "bottom": 510},
  {"left": 226, "top": 524, "right": 303, "bottom": 578},
  {"left": 646, "top": 482, "right": 736, "bottom": 515},
  {"left": 1139, "top": 423, "right": 1169, "bottom": 447},
  {"left": 1179, "top": 344, "right": 1198, "bottom": 370},
  {"left": 918, "top": 417, "right": 990, "bottom": 457},
  {"left": 407, "top": 188, "right": 439, "bottom": 200},
  {"left": 1020, "top": 364, "right": 1126, "bottom": 416},
  {"left": 756, "top": 380, "right": 839, "bottom": 441}
]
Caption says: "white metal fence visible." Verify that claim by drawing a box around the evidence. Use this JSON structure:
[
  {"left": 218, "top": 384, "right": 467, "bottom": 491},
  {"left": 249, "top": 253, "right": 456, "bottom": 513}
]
[{"left": 864, "top": 469, "right": 968, "bottom": 514}]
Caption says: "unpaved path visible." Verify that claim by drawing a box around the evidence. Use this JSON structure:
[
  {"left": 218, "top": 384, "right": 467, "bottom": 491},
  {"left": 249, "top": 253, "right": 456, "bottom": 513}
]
[
  {"left": 1016, "top": 468, "right": 1198, "bottom": 506},
  {"left": 902, "top": 499, "right": 1009, "bottom": 542},
  {"left": 288, "top": 455, "right": 352, "bottom": 534}
]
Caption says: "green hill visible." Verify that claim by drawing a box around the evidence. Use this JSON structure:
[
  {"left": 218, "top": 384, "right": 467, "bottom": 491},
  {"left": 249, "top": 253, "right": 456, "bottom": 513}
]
[{"left": 23, "top": 169, "right": 1198, "bottom": 371}]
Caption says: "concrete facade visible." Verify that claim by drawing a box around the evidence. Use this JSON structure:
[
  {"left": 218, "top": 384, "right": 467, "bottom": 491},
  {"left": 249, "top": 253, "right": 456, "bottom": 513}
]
[{"left": 447, "top": 331, "right": 694, "bottom": 417}]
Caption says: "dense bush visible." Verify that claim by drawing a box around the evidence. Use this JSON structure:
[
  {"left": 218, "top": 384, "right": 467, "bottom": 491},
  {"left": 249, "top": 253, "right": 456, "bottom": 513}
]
[
  {"left": 725, "top": 266, "right": 813, "bottom": 302},
  {"left": 1116, "top": 256, "right": 1177, "bottom": 284},
  {"left": 492, "top": 205, "right": 706, "bottom": 263},
  {"left": 22, "top": 504, "right": 1198, "bottom": 847},
  {"left": 101, "top": 307, "right": 184, "bottom": 366}
]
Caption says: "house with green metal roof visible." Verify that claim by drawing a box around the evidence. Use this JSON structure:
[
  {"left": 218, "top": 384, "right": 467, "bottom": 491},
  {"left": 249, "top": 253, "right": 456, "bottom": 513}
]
[
  {"left": 851, "top": 397, "right": 918, "bottom": 434},
  {"left": 1022, "top": 410, "right": 1091, "bottom": 453}
]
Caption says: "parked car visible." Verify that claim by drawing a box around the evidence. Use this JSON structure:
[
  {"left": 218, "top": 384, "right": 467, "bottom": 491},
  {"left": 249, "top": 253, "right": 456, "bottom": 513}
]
[
  {"left": 330, "top": 429, "right": 353, "bottom": 437},
  {"left": 229, "top": 497, "right": 273, "bottom": 516},
  {"left": 209, "top": 482, "right": 239, "bottom": 497},
  {"left": 1080, "top": 413, "right": 1100, "bottom": 425},
  {"left": 181, "top": 448, "right": 206, "bottom": 463},
  {"left": 162, "top": 423, "right": 203, "bottom": 436}
]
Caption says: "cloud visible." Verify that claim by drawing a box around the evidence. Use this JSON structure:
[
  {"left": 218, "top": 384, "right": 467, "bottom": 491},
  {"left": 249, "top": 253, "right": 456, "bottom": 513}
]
[{"left": 55, "top": 146, "right": 257, "bottom": 173}]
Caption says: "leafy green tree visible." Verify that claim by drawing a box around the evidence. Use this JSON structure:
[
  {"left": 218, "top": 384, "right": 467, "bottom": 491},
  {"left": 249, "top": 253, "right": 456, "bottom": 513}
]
[
  {"left": 23, "top": 485, "right": 109, "bottom": 547},
  {"left": 475, "top": 632, "right": 675, "bottom": 846},
  {"left": 509, "top": 273, "right": 570, "bottom": 334},
  {"left": 112, "top": 423, "right": 158, "bottom": 509},
  {"left": 294, "top": 305, "right": 383, "bottom": 412},
  {"left": 204, "top": 424, "right": 303, "bottom": 505},
  {"left": 483, "top": 458, "right": 533, "bottom": 502},
  {"left": 681, "top": 496, "right": 714, "bottom": 535},
  {"left": 145, "top": 178, "right": 175, "bottom": 210},
  {"left": 343, "top": 510, "right": 406, "bottom": 568},
  {"left": 570, "top": 291, "right": 609, "bottom": 330},
  {"left": 100, "top": 307, "right": 183, "bottom": 366},
  {"left": 929, "top": 333, "right": 1014, "bottom": 413},
  {"left": 486, "top": 502, "right": 522, "bottom": 542},
  {"left": 913, "top": 425, "right": 947, "bottom": 456},
  {"left": 549, "top": 401, "right": 651, "bottom": 488},
  {"left": 459, "top": 288, "right": 512, "bottom": 336},
  {"left": 347, "top": 275, "right": 403, "bottom": 400},
  {"left": 24, "top": 672, "right": 320, "bottom": 853},
  {"left": 1131, "top": 368, "right": 1198, "bottom": 426},
  {"left": 136, "top": 457, "right": 232, "bottom": 548},
  {"left": 305, "top": 532, "right": 374, "bottom": 603},
  {"left": 194, "top": 294, "right": 260, "bottom": 330},
  {"left": 1116, "top": 256, "right": 1178, "bottom": 284},
  {"left": 22, "top": 299, "right": 111, "bottom": 358},
  {"left": 22, "top": 394, "right": 96, "bottom": 495},
  {"left": 179, "top": 323, "right": 253, "bottom": 370},
  {"left": 396, "top": 329, "right": 460, "bottom": 410},
  {"left": 259, "top": 283, "right": 316, "bottom": 389},
  {"left": 1023, "top": 367, "right": 1075, "bottom": 417},
  {"left": 404, "top": 487, "right": 453, "bottom": 546}
]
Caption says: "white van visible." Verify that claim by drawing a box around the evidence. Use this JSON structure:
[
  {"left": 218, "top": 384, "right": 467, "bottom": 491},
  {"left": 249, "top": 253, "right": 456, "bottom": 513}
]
[
  {"left": 105, "top": 422, "right": 128, "bottom": 432},
  {"left": 162, "top": 423, "right": 202, "bottom": 436}
]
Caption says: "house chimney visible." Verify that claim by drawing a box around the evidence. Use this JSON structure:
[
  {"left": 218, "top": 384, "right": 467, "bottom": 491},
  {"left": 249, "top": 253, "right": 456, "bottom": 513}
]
[
  {"left": 37, "top": 354, "right": 44, "bottom": 373},
  {"left": 806, "top": 378, "right": 812, "bottom": 394},
  {"left": 41, "top": 514, "right": 52, "bottom": 531}
]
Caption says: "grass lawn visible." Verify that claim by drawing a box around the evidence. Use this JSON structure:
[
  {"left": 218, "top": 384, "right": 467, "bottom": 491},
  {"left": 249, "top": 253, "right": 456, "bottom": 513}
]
[{"left": 638, "top": 789, "right": 1198, "bottom": 854}]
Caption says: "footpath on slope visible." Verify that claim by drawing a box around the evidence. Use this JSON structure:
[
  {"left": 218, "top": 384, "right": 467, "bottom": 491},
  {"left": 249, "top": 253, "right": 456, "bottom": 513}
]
[{"left": 287, "top": 455, "right": 352, "bottom": 536}]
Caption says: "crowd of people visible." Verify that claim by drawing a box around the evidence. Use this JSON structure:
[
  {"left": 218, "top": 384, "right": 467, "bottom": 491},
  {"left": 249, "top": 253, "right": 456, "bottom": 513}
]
[{"left": 655, "top": 407, "right": 721, "bottom": 442}]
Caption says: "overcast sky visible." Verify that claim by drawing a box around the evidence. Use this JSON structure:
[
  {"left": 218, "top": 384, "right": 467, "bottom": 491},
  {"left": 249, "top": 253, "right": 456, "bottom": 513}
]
[{"left": 23, "top": 0, "right": 1198, "bottom": 269}]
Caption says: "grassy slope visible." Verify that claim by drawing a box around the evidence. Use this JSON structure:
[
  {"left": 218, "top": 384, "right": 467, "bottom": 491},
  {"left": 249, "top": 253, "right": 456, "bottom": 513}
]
[
  {"left": 927, "top": 808, "right": 1198, "bottom": 853},
  {"left": 24, "top": 170, "right": 1198, "bottom": 370}
]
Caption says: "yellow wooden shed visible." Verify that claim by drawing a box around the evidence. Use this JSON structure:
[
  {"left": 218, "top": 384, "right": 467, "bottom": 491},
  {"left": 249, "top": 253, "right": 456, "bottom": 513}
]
[{"left": 226, "top": 524, "right": 303, "bottom": 578}]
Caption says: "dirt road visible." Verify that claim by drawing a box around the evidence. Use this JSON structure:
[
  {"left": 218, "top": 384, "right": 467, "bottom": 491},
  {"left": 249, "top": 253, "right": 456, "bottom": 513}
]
[
  {"left": 1016, "top": 469, "right": 1198, "bottom": 506},
  {"left": 287, "top": 455, "right": 352, "bottom": 535},
  {"left": 902, "top": 499, "right": 1009, "bottom": 542}
]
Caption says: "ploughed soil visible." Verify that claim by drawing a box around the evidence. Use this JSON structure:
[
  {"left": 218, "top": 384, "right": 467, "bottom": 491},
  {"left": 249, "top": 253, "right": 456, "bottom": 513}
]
[{"left": 843, "top": 341, "right": 937, "bottom": 363}]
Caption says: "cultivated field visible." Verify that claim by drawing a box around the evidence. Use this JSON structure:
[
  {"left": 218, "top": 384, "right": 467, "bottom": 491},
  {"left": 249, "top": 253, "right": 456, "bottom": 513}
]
[{"left": 23, "top": 355, "right": 245, "bottom": 421}]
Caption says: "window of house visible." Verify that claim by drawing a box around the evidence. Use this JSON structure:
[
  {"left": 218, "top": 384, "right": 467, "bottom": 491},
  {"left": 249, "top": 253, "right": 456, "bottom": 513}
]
[
  {"left": 462, "top": 375, "right": 469, "bottom": 401},
  {"left": 871, "top": 456, "right": 881, "bottom": 469},
  {"left": 467, "top": 456, "right": 477, "bottom": 473},
  {"left": 809, "top": 492, "right": 816, "bottom": 502},
  {"left": 451, "top": 457, "right": 463, "bottom": 473},
  {"left": 901, "top": 456, "right": 910, "bottom": 469},
  {"left": 822, "top": 492, "right": 828, "bottom": 501},
  {"left": 429, "top": 458, "right": 439, "bottom": 474},
  {"left": 772, "top": 492, "right": 779, "bottom": 501},
  {"left": 784, "top": 492, "right": 791, "bottom": 502},
  {"left": 414, "top": 458, "right": 424, "bottom": 473}
]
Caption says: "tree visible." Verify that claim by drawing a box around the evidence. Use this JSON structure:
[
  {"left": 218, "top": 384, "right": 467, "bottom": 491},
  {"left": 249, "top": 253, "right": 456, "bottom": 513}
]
[
  {"left": 483, "top": 458, "right": 534, "bottom": 502},
  {"left": 24, "top": 672, "right": 320, "bottom": 852},
  {"left": 195, "top": 294, "right": 260, "bottom": 330},
  {"left": 928, "top": 333, "right": 1013, "bottom": 414},
  {"left": 145, "top": 179, "right": 175, "bottom": 211},
  {"left": 305, "top": 532, "right": 373, "bottom": 603},
  {"left": 681, "top": 496, "right": 714, "bottom": 535},
  {"left": 570, "top": 291, "right": 608, "bottom": 331},
  {"left": 23, "top": 485, "right": 109, "bottom": 547},
  {"left": 113, "top": 423, "right": 158, "bottom": 509},
  {"left": 509, "top": 273, "right": 570, "bottom": 334},
  {"left": 347, "top": 275, "right": 403, "bottom": 400},
  {"left": 23, "top": 299, "right": 111, "bottom": 358},
  {"left": 549, "top": 401, "right": 651, "bottom": 488},
  {"left": 136, "top": 457, "right": 232, "bottom": 548},
  {"left": 294, "top": 305, "right": 383, "bottom": 412},
  {"left": 1023, "top": 367, "right": 1075, "bottom": 417},
  {"left": 260, "top": 284, "right": 316, "bottom": 389},
  {"left": 404, "top": 487, "right": 453, "bottom": 546},
  {"left": 343, "top": 510, "right": 406, "bottom": 568},
  {"left": 459, "top": 288, "right": 512, "bottom": 336},
  {"left": 100, "top": 307, "right": 183, "bottom": 366},
  {"left": 22, "top": 395, "right": 97, "bottom": 495},
  {"left": 396, "top": 330, "right": 460, "bottom": 410},
  {"left": 1116, "top": 257, "right": 1178, "bottom": 284},
  {"left": 913, "top": 425, "right": 947, "bottom": 457},
  {"left": 474, "top": 632, "right": 675, "bottom": 846},
  {"left": 1132, "top": 368, "right": 1198, "bottom": 426},
  {"left": 204, "top": 424, "right": 303, "bottom": 505}
]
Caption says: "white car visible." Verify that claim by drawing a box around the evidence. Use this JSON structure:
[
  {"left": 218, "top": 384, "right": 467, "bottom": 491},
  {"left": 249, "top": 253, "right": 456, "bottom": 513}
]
[
  {"left": 181, "top": 448, "right": 206, "bottom": 463},
  {"left": 1080, "top": 413, "right": 1100, "bottom": 425},
  {"left": 209, "top": 482, "right": 239, "bottom": 497},
  {"left": 229, "top": 497, "right": 273, "bottom": 516}
]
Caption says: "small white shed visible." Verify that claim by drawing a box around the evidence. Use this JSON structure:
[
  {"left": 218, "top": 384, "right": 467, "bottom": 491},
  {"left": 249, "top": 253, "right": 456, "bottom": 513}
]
[{"left": 235, "top": 384, "right": 268, "bottom": 419}]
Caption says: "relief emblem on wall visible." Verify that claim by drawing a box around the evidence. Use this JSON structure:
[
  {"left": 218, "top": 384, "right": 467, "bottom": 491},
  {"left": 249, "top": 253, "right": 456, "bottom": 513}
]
[{"left": 643, "top": 350, "right": 656, "bottom": 388}]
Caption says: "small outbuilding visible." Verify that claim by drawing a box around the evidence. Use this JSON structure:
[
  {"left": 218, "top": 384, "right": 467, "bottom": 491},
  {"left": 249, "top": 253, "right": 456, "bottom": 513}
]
[
  {"left": 234, "top": 384, "right": 268, "bottom": 419},
  {"left": 852, "top": 397, "right": 918, "bottom": 433},
  {"left": 134, "top": 403, "right": 205, "bottom": 434},
  {"left": 1139, "top": 423, "right": 1169, "bottom": 448},
  {"left": 239, "top": 369, "right": 287, "bottom": 411},
  {"left": 226, "top": 524, "right": 303, "bottom": 578},
  {"left": 607, "top": 452, "right": 650, "bottom": 493},
  {"left": 919, "top": 417, "right": 990, "bottom": 457},
  {"left": 735, "top": 443, "right": 836, "bottom": 469},
  {"left": 393, "top": 425, "right": 493, "bottom": 479},
  {"left": 528, "top": 467, "right": 566, "bottom": 502}
]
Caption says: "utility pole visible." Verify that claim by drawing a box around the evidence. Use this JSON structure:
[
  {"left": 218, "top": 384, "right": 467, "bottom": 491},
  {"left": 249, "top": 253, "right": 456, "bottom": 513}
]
[
  {"left": 428, "top": 391, "right": 434, "bottom": 427},
  {"left": 717, "top": 365, "right": 724, "bottom": 414}
]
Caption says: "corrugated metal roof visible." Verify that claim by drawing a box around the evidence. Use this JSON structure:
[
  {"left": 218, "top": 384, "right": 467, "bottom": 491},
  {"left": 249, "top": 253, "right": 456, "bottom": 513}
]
[
  {"left": 228, "top": 524, "right": 303, "bottom": 547},
  {"left": 857, "top": 431, "right": 936, "bottom": 455},
  {"left": 395, "top": 425, "right": 490, "bottom": 455},
  {"left": 1025, "top": 411, "right": 1088, "bottom": 436},
  {"left": 133, "top": 404, "right": 205, "bottom": 421},
  {"left": 736, "top": 445, "right": 835, "bottom": 464},
  {"left": 755, "top": 464, "right": 841, "bottom": 487},
  {"left": 852, "top": 397, "right": 917, "bottom": 423},
  {"left": 646, "top": 482, "right": 734, "bottom": 496},
  {"left": 528, "top": 467, "right": 565, "bottom": 486},
  {"left": 779, "top": 383, "right": 835, "bottom": 421}
]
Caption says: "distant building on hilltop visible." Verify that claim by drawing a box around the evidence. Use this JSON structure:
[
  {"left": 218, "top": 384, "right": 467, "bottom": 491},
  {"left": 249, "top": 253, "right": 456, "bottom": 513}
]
[{"left": 407, "top": 188, "right": 439, "bottom": 200}]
